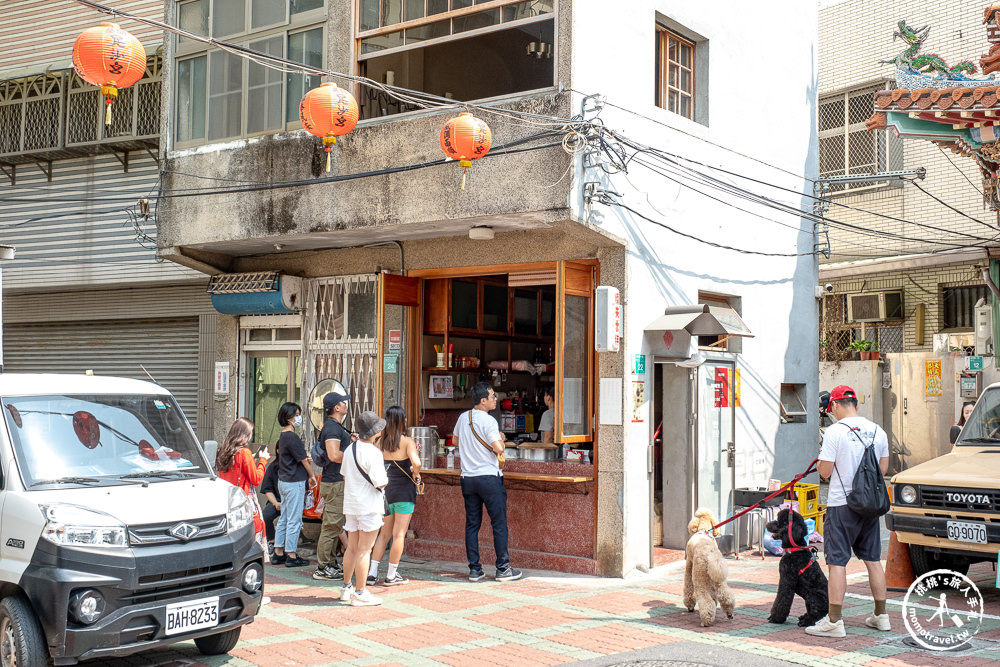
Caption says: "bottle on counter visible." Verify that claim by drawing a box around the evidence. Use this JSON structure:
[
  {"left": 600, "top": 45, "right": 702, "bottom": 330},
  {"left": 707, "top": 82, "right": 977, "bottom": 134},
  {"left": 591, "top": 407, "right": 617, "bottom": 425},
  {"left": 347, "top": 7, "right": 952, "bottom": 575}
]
[{"left": 446, "top": 446, "right": 456, "bottom": 470}]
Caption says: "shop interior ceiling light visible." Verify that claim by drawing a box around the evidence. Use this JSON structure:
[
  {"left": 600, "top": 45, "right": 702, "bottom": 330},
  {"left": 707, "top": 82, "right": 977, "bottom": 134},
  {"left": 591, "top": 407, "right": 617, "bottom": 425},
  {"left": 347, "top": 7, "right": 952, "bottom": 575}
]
[{"left": 469, "top": 226, "right": 494, "bottom": 240}]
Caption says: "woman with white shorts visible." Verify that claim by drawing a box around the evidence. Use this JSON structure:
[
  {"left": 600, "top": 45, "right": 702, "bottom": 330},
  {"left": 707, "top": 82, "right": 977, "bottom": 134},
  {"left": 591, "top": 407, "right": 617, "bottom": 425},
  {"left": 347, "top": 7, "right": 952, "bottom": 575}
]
[{"left": 339, "top": 410, "right": 389, "bottom": 606}]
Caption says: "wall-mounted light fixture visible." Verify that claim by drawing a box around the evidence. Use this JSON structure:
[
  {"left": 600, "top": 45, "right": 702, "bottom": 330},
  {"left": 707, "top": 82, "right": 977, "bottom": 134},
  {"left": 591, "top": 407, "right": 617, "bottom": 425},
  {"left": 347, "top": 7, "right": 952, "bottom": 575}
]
[{"left": 469, "top": 226, "right": 494, "bottom": 240}]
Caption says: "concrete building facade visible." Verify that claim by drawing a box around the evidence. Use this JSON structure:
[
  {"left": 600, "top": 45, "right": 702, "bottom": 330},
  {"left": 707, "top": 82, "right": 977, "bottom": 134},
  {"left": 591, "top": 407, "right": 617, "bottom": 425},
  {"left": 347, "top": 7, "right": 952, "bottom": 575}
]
[{"left": 157, "top": 0, "right": 818, "bottom": 575}]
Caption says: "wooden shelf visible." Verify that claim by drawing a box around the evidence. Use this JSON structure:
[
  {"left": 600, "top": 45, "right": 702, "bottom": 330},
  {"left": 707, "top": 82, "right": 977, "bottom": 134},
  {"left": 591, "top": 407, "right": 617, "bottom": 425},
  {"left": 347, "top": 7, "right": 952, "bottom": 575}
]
[{"left": 422, "top": 366, "right": 483, "bottom": 372}]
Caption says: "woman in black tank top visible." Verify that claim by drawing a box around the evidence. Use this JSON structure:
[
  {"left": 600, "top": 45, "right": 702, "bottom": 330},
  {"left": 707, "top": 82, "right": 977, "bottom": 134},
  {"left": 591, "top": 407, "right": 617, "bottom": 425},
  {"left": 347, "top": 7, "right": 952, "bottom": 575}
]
[{"left": 368, "top": 406, "right": 422, "bottom": 586}]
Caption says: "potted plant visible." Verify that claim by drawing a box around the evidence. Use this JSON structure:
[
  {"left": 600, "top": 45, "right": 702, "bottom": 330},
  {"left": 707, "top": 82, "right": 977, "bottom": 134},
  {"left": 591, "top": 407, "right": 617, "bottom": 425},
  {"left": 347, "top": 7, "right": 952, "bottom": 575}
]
[{"left": 848, "top": 339, "right": 875, "bottom": 360}]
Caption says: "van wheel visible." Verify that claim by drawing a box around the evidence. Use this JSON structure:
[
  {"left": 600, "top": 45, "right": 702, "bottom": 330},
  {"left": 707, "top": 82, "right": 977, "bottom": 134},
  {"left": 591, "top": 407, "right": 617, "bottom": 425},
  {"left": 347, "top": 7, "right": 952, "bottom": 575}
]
[
  {"left": 194, "top": 627, "right": 241, "bottom": 655},
  {"left": 0, "top": 595, "right": 46, "bottom": 667},
  {"left": 908, "top": 544, "right": 970, "bottom": 578}
]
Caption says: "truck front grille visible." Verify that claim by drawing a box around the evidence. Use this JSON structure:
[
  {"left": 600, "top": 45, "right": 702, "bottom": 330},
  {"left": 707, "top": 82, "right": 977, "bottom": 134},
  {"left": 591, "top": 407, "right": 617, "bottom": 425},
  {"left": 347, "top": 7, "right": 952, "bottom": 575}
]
[
  {"left": 127, "top": 515, "right": 227, "bottom": 546},
  {"left": 920, "top": 487, "right": 998, "bottom": 513},
  {"left": 122, "top": 562, "right": 232, "bottom": 606}
]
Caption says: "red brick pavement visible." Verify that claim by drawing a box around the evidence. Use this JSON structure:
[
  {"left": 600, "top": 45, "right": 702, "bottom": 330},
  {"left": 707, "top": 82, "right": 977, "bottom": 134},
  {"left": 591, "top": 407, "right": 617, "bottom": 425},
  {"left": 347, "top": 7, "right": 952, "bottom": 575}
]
[
  {"left": 356, "top": 621, "right": 485, "bottom": 650},
  {"left": 862, "top": 655, "right": 1000, "bottom": 666},
  {"left": 239, "top": 615, "right": 301, "bottom": 640},
  {"left": 297, "top": 604, "right": 411, "bottom": 628},
  {"left": 469, "top": 605, "right": 588, "bottom": 631},
  {"left": 562, "top": 591, "right": 670, "bottom": 615},
  {"left": 434, "top": 643, "right": 573, "bottom": 666},
  {"left": 231, "top": 637, "right": 368, "bottom": 666},
  {"left": 401, "top": 589, "right": 507, "bottom": 613},
  {"left": 746, "top": 624, "right": 881, "bottom": 656},
  {"left": 546, "top": 623, "right": 680, "bottom": 654}
]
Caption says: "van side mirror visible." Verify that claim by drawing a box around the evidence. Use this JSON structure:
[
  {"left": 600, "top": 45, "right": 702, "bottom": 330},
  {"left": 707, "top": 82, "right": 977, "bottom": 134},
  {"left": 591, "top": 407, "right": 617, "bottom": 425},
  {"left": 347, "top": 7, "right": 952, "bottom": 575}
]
[{"left": 203, "top": 440, "right": 218, "bottom": 470}]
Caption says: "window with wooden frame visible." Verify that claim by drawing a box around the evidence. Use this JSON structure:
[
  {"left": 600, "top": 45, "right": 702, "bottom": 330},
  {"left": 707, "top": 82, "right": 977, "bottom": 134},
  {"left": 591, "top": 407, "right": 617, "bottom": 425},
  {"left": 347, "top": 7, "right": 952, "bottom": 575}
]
[
  {"left": 356, "top": 0, "right": 555, "bottom": 120},
  {"left": 173, "top": 0, "right": 325, "bottom": 146},
  {"left": 656, "top": 28, "right": 694, "bottom": 120}
]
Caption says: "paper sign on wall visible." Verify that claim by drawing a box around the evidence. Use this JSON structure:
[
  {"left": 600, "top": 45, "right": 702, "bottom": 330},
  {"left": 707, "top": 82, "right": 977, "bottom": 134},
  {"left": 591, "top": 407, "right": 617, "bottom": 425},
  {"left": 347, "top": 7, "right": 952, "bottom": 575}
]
[
  {"left": 632, "top": 381, "right": 645, "bottom": 422},
  {"left": 388, "top": 329, "right": 402, "bottom": 353},
  {"left": 600, "top": 378, "right": 623, "bottom": 425},
  {"left": 214, "top": 362, "right": 230, "bottom": 395},
  {"left": 925, "top": 360, "right": 943, "bottom": 397}
]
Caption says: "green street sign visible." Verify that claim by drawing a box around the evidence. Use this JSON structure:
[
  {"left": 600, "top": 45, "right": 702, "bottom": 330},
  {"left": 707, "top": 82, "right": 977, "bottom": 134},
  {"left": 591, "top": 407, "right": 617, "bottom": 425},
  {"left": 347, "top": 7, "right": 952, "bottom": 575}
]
[
  {"left": 969, "top": 356, "right": 984, "bottom": 371},
  {"left": 634, "top": 354, "right": 646, "bottom": 375}
]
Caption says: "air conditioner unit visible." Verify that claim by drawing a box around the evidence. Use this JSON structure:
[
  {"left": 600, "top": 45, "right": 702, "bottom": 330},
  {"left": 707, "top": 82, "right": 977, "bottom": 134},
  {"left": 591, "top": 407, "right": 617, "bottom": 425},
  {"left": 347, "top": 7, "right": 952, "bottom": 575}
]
[{"left": 847, "top": 291, "right": 903, "bottom": 322}]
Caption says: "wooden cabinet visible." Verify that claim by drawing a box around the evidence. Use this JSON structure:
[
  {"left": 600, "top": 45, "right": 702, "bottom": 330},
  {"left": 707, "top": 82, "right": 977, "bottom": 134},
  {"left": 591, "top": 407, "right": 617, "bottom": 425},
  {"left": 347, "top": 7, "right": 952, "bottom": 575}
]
[
  {"left": 482, "top": 283, "right": 508, "bottom": 333},
  {"left": 424, "top": 278, "right": 555, "bottom": 341},
  {"left": 450, "top": 279, "right": 479, "bottom": 331}
]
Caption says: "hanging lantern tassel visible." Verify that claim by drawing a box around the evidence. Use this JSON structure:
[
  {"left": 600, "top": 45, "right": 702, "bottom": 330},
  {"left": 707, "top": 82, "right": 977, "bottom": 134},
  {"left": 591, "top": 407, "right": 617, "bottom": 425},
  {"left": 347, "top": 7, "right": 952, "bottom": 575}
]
[
  {"left": 101, "top": 85, "right": 117, "bottom": 125},
  {"left": 323, "top": 136, "right": 337, "bottom": 172},
  {"left": 440, "top": 113, "right": 492, "bottom": 191},
  {"left": 460, "top": 159, "right": 471, "bottom": 190}
]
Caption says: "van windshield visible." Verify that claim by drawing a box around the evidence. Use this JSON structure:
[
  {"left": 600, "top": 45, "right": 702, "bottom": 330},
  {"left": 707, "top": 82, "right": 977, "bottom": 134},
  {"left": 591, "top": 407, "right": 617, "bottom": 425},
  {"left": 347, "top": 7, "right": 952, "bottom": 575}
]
[
  {"left": 2, "top": 393, "right": 210, "bottom": 487},
  {"left": 956, "top": 389, "right": 1000, "bottom": 444}
]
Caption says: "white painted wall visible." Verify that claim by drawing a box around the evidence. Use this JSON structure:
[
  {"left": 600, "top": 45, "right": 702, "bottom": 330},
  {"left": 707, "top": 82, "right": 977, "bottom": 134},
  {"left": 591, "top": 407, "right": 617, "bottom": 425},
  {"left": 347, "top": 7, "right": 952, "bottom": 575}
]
[{"left": 570, "top": 0, "right": 819, "bottom": 571}]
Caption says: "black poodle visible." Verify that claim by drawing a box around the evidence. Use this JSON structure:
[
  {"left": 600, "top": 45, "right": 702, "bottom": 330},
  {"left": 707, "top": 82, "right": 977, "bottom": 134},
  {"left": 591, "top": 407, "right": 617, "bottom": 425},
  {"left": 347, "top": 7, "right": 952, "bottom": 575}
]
[{"left": 766, "top": 508, "right": 829, "bottom": 626}]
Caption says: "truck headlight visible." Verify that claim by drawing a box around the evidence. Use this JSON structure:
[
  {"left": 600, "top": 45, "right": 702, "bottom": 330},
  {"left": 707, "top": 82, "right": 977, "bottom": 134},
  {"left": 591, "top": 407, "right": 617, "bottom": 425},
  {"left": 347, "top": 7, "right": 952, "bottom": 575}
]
[
  {"left": 898, "top": 485, "right": 918, "bottom": 504},
  {"left": 39, "top": 504, "right": 127, "bottom": 548},
  {"left": 226, "top": 485, "right": 254, "bottom": 533}
]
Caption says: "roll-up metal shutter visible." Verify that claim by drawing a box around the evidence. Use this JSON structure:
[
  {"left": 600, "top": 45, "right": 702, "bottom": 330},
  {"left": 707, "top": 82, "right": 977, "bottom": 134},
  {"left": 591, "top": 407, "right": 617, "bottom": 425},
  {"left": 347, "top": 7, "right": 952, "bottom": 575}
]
[{"left": 3, "top": 318, "right": 201, "bottom": 429}]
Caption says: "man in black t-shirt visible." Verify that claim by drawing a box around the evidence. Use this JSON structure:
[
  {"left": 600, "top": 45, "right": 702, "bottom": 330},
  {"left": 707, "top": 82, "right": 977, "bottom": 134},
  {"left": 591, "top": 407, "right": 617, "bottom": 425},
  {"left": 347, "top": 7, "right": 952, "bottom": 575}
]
[{"left": 313, "top": 391, "right": 353, "bottom": 580}]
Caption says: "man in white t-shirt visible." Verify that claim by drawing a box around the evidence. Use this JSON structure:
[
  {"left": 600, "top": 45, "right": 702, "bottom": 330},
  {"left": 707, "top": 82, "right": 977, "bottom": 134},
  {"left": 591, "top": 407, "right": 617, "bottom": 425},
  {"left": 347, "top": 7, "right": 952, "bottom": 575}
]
[
  {"left": 806, "top": 385, "right": 891, "bottom": 638},
  {"left": 455, "top": 382, "right": 522, "bottom": 583}
]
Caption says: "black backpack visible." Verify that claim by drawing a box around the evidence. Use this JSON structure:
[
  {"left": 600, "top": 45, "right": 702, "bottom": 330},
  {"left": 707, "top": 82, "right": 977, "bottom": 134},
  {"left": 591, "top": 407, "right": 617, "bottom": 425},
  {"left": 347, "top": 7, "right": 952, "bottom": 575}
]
[{"left": 837, "top": 425, "right": 890, "bottom": 518}]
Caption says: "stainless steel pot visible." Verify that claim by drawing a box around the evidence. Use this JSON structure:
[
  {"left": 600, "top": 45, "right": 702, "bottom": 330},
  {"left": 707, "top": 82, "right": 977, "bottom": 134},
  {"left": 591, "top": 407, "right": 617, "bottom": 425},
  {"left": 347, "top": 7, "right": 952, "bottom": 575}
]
[
  {"left": 408, "top": 426, "right": 439, "bottom": 469},
  {"left": 517, "top": 446, "right": 558, "bottom": 461}
]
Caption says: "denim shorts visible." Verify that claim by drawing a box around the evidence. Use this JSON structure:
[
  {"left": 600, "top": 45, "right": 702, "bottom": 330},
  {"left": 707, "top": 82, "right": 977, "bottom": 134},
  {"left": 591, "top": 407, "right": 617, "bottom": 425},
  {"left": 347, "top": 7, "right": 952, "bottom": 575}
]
[{"left": 824, "top": 504, "right": 882, "bottom": 566}]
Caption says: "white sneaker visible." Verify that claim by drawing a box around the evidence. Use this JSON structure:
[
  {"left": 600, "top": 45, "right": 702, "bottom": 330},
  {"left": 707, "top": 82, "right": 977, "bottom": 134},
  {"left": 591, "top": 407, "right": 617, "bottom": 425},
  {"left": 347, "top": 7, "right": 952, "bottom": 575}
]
[
  {"left": 866, "top": 613, "right": 891, "bottom": 631},
  {"left": 350, "top": 589, "right": 383, "bottom": 606},
  {"left": 805, "top": 615, "right": 846, "bottom": 637},
  {"left": 339, "top": 584, "right": 354, "bottom": 602}
]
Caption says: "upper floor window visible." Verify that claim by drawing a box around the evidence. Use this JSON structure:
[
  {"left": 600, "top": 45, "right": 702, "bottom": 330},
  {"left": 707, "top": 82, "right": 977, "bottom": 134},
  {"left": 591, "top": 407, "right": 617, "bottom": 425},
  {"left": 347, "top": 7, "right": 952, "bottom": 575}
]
[
  {"left": 174, "top": 0, "right": 325, "bottom": 145},
  {"left": 656, "top": 28, "right": 693, "bottom": 120},
  {"left": 942, "top": 284, "right": 989, "bottom": 330},
  {"left": 818, "top": 86, "right": 903, "bottom": 193},
  {"left": 356, "top": 0, "right": 555, "bottom": 120}
]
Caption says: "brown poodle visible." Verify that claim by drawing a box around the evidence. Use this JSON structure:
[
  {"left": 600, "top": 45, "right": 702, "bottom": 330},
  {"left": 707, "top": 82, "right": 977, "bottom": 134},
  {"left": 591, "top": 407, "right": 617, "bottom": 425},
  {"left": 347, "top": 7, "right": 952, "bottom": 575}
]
[{"left": 683, "top": 508, "right": 736, "bottom": 627}]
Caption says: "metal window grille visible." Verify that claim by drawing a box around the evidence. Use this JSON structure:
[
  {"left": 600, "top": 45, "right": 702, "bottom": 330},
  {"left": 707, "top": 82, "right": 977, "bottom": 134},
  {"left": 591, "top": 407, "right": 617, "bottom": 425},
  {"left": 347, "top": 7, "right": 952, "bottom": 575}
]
[
  {"left": 942, "top": 285, "right": 989, "bottom": 329},
  {"left": 206, "top": 272, "right": 281, "bottom": 294},
  {"left": 301, "top": 275, "right": 380, "bottom": 443},
  {"left": 818, "top": 86, "right": 903, "bottom": 192}
]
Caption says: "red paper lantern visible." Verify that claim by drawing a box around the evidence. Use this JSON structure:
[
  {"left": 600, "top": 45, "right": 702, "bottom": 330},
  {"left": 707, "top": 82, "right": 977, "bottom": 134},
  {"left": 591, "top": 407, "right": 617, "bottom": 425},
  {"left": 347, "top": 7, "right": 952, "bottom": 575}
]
[
  {"left": 72, "top": 23, "right": 146, "bottom": 125},
  {"left": 440, "top": 113, "right": 491, "bottom": 189},
  {"left": 299, "top": 82, "right": 360, "bottom": 172}
]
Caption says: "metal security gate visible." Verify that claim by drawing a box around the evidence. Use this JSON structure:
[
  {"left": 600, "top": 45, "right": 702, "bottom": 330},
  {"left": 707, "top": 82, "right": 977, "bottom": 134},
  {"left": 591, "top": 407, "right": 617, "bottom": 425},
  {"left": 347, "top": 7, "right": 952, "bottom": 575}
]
[{"left": 3, "top": 318, "right": 201, "bottom": 429}]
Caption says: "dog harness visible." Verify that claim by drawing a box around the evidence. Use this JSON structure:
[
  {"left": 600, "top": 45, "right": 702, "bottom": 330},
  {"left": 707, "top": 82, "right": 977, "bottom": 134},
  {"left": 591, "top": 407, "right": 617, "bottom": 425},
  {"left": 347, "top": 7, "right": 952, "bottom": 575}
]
[{"left": 784, "top": 512, "right": 818, "bottom": 576}]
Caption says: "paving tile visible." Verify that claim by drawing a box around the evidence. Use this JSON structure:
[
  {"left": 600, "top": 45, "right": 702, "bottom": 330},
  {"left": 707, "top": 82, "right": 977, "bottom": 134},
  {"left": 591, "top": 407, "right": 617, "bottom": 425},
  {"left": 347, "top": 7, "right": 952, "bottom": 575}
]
[
  {"left": 239, "top": 615, "right": 302, "bottom": 640},
  {"left": 357, "top": 621, "right": 485, "bottom": 650},
  {"left": 746, "top": 625, "right": 880, "bottom": 656},
  {"left": 231, "top": 637, "right": 367, "bottom": 665},
  {"left": 434, "top": 643, "right": 573, "bottom": 666},
  {"left": 297, "top": 604, "right": 410, "bottom": 628},
  {"left": 469, "top": 605, "right": 588, "bottom": 631},
  {"left": 400, "top": 589, "right": 507, "bottom": 613},
  {"left": 546, "top": 623, "right": 678, "bottom": 654},
  {"left": 562, "top": 591, "right": 670, "bottom": 615},
  {"left": 266, "top": 585, "right": 342, "bottom": 607}
]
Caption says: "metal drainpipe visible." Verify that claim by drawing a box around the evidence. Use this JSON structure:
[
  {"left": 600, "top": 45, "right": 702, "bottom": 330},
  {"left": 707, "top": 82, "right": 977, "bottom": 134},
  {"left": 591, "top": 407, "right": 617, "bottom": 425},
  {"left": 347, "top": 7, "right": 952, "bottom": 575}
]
[
  {"left": 982, "top": 267, "right": 1000, "bottom": 301},
  {"left": 363, "top": 240, "right": 405, "bottom": 275}
]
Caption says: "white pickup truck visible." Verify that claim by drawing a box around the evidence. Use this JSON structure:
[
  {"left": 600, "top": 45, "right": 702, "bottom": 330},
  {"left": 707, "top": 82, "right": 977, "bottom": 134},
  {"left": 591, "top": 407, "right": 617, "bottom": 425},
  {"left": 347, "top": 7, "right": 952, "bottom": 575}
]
[{"left": 0, "top": 374, "right": 263, "bottom": 664}]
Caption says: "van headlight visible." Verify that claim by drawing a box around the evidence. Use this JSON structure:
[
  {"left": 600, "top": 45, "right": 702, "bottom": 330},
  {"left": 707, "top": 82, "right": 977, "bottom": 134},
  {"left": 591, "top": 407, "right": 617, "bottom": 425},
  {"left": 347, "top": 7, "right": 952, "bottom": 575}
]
[
  {"left": 898, "top": 484, "right": 918, "bottom": 504},
  {"left": 39, "top": 504, "right": 127, "bottom": 548},
  {"left": 226, "top": 486, "right": 254, "bottom": 533}
]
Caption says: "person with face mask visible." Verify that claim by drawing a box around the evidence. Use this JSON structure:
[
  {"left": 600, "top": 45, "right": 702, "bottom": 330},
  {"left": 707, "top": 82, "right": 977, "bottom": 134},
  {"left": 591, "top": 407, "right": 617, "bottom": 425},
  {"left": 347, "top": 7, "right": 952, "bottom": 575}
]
[{"left": 271, "top": 402, "right": 317, "bottom": 568}]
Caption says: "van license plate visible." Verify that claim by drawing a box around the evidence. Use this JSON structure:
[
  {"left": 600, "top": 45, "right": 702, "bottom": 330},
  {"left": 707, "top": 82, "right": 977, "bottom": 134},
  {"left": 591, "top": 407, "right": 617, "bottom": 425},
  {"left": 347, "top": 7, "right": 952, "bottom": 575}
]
[
  {"left": 946, "top": 521, "right": 987, "bottom": 544},
  {"left": 164, "top": 596, "right": 219, "bottom": 636}
]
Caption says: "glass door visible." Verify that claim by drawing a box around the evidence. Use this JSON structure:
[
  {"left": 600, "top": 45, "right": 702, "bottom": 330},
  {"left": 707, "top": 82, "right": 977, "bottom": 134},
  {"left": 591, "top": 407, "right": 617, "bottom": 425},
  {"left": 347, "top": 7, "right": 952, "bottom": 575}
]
[
  {"left": 247, "top": 352, "right": 301, "bottom": 447},
  {"left": 379, "top": 274, "right": 420, "bottom": 419},
  {"left": 696, "top": 361, "right": 735, "bottom": 527}
]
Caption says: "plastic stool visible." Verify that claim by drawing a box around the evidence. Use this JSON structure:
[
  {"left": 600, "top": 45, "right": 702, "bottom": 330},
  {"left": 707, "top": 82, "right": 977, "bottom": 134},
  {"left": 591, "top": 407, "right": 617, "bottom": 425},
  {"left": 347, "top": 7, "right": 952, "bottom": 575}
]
[{"left": 743, "top": 507, "right": 767, "bottom": 560}]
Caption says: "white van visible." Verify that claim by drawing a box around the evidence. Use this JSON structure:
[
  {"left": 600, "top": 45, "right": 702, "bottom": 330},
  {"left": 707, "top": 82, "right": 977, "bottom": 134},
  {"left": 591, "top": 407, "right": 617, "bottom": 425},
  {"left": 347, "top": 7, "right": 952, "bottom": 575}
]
[{"left": 0, "top": 374, "right": 263, "bottom": 664}]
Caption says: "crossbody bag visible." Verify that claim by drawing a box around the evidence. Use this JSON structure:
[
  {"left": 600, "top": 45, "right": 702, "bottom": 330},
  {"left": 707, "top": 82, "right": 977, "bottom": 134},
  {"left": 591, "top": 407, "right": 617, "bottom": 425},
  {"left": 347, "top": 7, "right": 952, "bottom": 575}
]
[
  {"left": 469, "top": 410, "right": 505, "bottom": 469},
  {"left": 351, "top": 442, "right": 390, "bottom": 516},
  {"left": 391, "top": 459, "right": 425, "bottom": 495}
]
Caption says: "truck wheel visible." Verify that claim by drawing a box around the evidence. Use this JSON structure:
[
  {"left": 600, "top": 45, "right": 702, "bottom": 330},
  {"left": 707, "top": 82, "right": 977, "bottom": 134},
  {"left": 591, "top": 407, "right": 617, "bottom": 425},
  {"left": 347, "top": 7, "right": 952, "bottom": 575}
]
[
  {"left": 908, "top": 544, "right": 970, "bottom": 578},
  {"left": 0, "top": 595, "right": 46, "bottom": 667},
  {"left": 194, "top": 627, "right": 241, "bottom": 655}
]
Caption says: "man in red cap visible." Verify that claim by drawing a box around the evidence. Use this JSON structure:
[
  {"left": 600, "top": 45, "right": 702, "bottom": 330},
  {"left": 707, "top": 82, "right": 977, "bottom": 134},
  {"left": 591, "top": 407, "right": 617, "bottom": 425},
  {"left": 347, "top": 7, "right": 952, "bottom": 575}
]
[{"left": 805, "top": 385, "right": 890, "bottom": 638}]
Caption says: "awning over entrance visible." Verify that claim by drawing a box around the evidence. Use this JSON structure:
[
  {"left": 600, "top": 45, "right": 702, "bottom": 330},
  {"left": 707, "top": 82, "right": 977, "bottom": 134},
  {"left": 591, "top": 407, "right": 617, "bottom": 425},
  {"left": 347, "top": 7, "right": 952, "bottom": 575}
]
[{"left": 643, "top": 304, "right": 753, "bottom": 358}]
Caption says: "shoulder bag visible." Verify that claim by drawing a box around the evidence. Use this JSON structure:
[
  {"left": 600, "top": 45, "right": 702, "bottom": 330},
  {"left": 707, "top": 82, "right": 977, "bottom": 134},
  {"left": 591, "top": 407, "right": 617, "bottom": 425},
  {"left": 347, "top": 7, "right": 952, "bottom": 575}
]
[
  {"left": 468, "top": 410, "right": 505, "bottom": 469},
  {"left": 351, "top": 443, "right": 390, "bottom": 516},
  {"left": 392, "top": 459, "right": 425, "bottom": 496},
  {"left": 835, "top": 424, "right": 890, "bottom": 518}
]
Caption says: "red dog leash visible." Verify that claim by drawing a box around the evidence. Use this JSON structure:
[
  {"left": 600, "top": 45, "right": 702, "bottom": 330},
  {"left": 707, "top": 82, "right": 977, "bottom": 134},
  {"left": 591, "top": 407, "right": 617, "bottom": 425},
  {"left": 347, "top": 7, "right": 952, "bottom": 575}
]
[
  {"left": 783, "top": 511, "right": 819, "bottom": 575},
  {"left": 712, "top": 457, "right": 819, "bottom": 531}
]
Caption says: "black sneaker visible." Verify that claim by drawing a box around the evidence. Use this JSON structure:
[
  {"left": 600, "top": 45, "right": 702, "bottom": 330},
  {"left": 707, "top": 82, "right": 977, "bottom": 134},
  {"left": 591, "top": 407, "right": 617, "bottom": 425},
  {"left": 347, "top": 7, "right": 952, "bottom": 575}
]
[
  {"left": 366, "top": 574, "right": 379, "bottom": 586},
  {"left": 312, "top": 565, "right": 341, "bottom": 581},
  {"left": 284, "top": 556, "right": 309, "bottom": 568},
  {"left": 469, "top": 569, "right": 486, "bottom": 582},
  {"left": 270, "top": 553, "right": 287, "bottom": 565},
  {"left": 383, "top": 573, "right": 409, "bottom": 586},
  {"left": 495, "top": 567, "right": 522, "bottom": 582}
]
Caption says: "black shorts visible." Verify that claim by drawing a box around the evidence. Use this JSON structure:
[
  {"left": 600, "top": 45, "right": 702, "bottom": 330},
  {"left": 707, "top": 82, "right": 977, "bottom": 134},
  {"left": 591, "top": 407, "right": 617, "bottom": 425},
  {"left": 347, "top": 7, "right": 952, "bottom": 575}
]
[{"left": 824, "top": 504, "right": 882, "bottom": 566}]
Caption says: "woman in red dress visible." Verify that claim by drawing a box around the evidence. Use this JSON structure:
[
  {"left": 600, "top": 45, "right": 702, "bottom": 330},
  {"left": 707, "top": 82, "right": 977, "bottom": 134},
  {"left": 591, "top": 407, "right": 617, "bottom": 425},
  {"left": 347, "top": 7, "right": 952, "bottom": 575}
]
[{"left": 217, "top": 417, "right": 269, "bottom": 538}]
